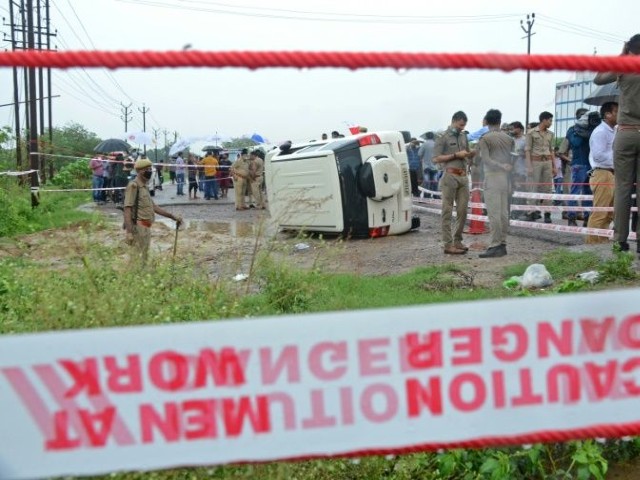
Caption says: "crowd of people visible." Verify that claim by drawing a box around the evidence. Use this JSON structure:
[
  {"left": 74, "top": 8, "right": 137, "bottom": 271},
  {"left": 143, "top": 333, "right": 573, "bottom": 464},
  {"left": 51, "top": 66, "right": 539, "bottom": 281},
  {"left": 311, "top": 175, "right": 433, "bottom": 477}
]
[
  {"left": 101, "top": 34, "right": 640, "bottom": 264},
  {"left": 417, "top": 95, "right": 624, "bottom": 258}
]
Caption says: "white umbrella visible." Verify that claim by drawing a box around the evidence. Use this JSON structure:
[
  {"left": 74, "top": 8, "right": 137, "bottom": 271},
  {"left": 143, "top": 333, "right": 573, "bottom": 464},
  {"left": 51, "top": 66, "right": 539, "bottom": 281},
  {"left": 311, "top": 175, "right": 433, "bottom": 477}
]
[
  {"left": 204, "top": 131, "right": 232, "bottom": 145},
  {"left": 124, "top": 131, "right": 155, "bottom": 146},
  {"left": 169, "top": 137, "right": 193, "bottom": 156}
]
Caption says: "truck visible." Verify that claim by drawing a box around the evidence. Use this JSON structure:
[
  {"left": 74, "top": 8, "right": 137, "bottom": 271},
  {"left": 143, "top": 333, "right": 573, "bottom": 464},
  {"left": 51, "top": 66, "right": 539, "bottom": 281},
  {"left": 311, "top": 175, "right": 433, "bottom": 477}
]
[{"left": 265, "top": 131, "right": 420, "bottom": 238}]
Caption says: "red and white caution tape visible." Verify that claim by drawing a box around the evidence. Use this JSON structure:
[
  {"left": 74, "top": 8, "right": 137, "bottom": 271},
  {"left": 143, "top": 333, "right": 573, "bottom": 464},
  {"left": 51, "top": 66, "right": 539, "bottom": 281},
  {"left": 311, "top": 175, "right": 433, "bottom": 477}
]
[
  {"left": 41, "top": 186, "right": 126, "bottom": 193},
  {"left": 412, "top": 202, "right": 632, "bottom": 240},
  {"left": 2, "top": 290, "right": 640, "bottom": 479},
  {"left": 0, "top": 169, "right": 38, "bottom": 177}
]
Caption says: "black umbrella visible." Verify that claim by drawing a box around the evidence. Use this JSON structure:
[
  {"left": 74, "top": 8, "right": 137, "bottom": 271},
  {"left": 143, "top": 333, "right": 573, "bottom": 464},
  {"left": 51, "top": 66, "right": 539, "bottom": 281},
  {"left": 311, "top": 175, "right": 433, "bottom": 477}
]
[
  {"left": 94, "top": 138, "right": 131, "bottom": 153},
  {"left": 584, "top": 83, "right": 620, "bottom": 106}
]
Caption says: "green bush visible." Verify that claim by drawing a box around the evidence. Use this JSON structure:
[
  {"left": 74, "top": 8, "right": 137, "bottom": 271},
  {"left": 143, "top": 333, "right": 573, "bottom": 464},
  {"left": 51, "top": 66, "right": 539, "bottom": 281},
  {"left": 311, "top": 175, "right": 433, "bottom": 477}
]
[
  {"left": 50, "top": 158, "right": 92, "bottom": 189},
  {"left": 0, "top": 178, "right": 33, "bottom": 236}
]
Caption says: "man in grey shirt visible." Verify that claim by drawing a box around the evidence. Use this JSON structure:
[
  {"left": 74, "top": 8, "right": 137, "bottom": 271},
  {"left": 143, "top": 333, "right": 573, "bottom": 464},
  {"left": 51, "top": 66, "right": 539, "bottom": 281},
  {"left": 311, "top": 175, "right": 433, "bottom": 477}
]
[
  {"left": 418, "top": 132, "right": 438, "bottom": 196},
  {"left": 477, "top": 109, "right": 515, "bottom": 258}
]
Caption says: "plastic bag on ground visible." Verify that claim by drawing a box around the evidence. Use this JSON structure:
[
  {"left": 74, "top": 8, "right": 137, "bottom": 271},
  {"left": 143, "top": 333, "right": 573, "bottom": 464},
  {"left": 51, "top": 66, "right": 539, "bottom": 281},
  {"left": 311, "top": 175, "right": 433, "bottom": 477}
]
[{"left": 521, "top": 264, "right": 553, "bottom": 288}]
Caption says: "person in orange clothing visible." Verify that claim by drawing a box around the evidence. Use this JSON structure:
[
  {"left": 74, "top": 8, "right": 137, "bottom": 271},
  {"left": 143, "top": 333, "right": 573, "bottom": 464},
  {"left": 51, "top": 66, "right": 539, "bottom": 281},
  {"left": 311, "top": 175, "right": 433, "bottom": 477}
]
[{"left": 200, "top": 151, "right": 220, "bottom": 200}]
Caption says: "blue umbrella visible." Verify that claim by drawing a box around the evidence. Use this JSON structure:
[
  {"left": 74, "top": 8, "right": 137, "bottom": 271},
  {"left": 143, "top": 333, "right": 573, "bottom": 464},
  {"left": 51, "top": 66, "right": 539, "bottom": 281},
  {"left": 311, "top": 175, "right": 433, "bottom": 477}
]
[{"left": 250, "top": 133, "right": 267, "bottom": 144}]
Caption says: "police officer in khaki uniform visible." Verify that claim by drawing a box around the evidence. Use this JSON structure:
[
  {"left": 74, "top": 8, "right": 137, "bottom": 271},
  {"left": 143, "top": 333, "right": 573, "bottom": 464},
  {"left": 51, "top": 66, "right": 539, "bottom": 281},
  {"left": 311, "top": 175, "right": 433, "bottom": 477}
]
[
  {"left": 248, "top": 150, "right": 266, "bottom": 209},
  {"left": 525, "top": 111, "right": 556, "bottom": 223},
  {"left": 595, "top": 34, "right": 640, "bottom": 253},
  {"left": 433, "top": 111, "right": 476, "bottom": 254},
  {"left": 123, "top": 158, "right": 182, "bottom": 263},
  {"left": 231, "top": 148, "right": 251, "bottom": 210},
  {"left": 477, "top": 109, "right": 515, "bottom": 258}
]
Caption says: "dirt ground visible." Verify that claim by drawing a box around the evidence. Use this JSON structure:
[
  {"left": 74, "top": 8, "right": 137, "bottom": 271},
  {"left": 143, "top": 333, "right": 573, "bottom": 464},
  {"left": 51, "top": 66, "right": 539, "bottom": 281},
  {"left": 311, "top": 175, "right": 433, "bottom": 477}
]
[{"left": 1, "top": 196, "right": 617, "bottom": 287}]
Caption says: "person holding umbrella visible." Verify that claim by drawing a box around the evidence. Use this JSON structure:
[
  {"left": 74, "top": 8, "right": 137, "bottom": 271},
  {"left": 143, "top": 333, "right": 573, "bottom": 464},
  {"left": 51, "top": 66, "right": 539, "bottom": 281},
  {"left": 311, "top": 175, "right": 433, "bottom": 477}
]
[
  {"left": 594, "top": 34, "right": 640, "bottom": 253},
  {"left": 123, "top": 158, "right": 182, "bottom": 264}
]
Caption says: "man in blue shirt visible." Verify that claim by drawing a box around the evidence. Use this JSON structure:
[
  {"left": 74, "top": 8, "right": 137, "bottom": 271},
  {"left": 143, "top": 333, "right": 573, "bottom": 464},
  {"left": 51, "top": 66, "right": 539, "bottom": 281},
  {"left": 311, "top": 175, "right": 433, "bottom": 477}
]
[
  {"left": 406, "top": 138, "right": 422, "bottom": 196},
  {"left": 564, "top": 108, "right": 593, "bottom": 227}
]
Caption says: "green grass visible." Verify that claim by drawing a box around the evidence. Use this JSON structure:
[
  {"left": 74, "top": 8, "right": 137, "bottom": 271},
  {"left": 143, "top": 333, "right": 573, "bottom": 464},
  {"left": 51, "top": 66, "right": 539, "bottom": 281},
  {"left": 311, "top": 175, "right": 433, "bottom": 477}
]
[
  {"left": 1, "top": 212, "right": 640, "bottom": 479},
  {"left": 503, "top": 248, "right": 603, "bottom": 280},
  {"left": 0, "top": 178, "right": 97, "bottom": 237}
]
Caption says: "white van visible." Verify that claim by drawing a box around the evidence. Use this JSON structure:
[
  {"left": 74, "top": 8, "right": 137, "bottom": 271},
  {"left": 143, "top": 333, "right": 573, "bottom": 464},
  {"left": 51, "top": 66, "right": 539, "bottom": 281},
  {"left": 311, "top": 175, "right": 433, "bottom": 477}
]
[{"left": 265, "top": 131, "right": 420, "bottom": 238}]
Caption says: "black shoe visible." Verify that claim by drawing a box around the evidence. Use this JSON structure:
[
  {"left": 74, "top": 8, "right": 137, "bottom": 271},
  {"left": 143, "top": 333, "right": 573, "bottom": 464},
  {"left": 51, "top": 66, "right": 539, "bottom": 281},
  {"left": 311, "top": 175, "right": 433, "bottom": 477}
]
[
  {"left": 568, "top": 219, "right": 578, "bottom": 227},
  {"left": 583, "top": 219, "right": 589, "bottom": 227},
  {"left": 526, "top": 213, "right": 537, "bottom": 222},
  {"left": 533, "top": 211, "right": 542, "bottom": 220},
  {"left": 615, "top": 241, "right": 630, "bottom": 252},
  {"left": 479, "top": 245, "right": 507, "bottom": 258},
  {"left": 544, "top": 213, "right": 552, "bottom": 224}
]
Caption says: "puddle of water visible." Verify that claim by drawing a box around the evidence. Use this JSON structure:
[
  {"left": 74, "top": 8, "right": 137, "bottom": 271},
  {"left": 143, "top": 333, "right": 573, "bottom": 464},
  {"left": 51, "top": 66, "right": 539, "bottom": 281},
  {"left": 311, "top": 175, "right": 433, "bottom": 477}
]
[
  {"left": 111, "top": 217, "right": 268, "bottom": 238},
  {"left": 184, "top": 219, "right": 257, "bottom": 238}
]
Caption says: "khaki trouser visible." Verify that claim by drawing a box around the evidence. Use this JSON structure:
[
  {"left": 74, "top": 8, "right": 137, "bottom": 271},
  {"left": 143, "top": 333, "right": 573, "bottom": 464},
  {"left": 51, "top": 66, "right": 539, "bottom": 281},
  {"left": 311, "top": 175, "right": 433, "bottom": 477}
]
[
  {"left": 439, "top": 172, "right": 469, "bottom": 247},
  {"left": 250, "top": 176, "right": 264, "bottom": 208},
  {"left": 586, "top": 169, "right": 614, "bottom": 244},
  {"left": 131, "top": 224, "right": 151, "bottom": 264},
  {"left": 234, "top": 177, "right": 247, "bottom": 208},
  {"left": 528, "top": 160, "right": 553, "bottom": 208},
  {"left": 484, "top": 172, "right": 510, "bottom": 248},
  {"left": 612, "top": 129, "right": 640, "bottom": 244}
]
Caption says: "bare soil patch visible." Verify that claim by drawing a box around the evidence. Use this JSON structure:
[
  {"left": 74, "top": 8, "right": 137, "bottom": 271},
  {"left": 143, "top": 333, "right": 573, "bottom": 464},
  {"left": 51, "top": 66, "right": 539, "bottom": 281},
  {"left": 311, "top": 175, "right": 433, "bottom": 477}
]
[{"left": 2, "top": 200, "right": 615, "bottom": 288}]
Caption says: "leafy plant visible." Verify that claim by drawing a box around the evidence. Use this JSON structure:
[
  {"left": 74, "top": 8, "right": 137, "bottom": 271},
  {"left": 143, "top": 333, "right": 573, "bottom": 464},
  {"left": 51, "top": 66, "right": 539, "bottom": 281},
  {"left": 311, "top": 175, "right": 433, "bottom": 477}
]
[{"left": 598, "top": 249, "right": 637, "bottom": 282}]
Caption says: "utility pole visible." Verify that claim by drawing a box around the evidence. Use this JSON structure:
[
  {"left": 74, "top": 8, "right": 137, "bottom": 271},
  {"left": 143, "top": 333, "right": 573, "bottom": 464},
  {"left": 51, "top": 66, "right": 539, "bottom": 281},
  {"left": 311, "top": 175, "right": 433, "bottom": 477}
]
[
  {"left": 152, "top": 127, "right": 160, "bottom": 162},
  {"left": 26, "top": 0, "right": 40, "bottom": 207},
  {"left": 7, "top": 0, "right": 23, "bottom": 170},
  {"left": 120, "top": 102, "right": 133, "bottom": 133},
  {"left": 138, "top": 103, "right": 149, "bottom": 154},
  {"left": 163, "top": 129, "right": 170, "bottom": 158},
  {"left": 520, "top": 13, "right": 535, "bottom": 130},
  {"left": 45, "top": 0, "right": 55, "bottom": 180}
]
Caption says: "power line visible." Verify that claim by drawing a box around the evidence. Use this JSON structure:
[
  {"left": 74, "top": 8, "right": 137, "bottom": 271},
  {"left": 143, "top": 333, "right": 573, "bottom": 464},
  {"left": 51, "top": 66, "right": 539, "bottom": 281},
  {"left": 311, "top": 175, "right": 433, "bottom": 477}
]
[
  {"left": 537, "top": 14, "right": 625, "bottom": 44},
  {"left": 116, "top": 0, "right": 522, "bottom": 24},
  {"left": 51, "top": 0, "right": 139, "bottom": 107}
]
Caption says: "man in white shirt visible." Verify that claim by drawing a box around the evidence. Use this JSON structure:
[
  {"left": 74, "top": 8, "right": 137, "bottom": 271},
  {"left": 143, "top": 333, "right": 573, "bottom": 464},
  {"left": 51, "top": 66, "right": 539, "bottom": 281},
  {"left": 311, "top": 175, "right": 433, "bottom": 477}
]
[{"left": 586, "top": 102, "right": 618, "bottom": 243}]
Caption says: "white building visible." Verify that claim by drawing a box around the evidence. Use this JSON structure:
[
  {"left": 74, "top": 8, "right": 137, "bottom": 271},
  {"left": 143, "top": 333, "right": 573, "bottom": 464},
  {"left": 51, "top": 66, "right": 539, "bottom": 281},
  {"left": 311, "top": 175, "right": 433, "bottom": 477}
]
[{"left": 554, "top": 72, "right": 598, "bottom": 140}]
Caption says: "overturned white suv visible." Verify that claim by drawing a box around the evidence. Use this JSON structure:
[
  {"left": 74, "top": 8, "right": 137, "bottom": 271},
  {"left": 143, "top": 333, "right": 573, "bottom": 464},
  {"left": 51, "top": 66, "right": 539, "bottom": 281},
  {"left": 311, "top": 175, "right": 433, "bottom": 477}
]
[{"left": 265, "top": 131, "right": 420, "bottom": 238}]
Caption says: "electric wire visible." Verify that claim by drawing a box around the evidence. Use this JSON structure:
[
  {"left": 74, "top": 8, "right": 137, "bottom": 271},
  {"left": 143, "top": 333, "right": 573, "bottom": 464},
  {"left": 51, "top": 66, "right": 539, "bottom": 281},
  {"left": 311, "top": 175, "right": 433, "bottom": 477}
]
[
  {"left": 116, "top": 0, "right": 522, "bottom": 24},
  {"left": 63, "top": 0, "right": 141, "bottom": 109}
]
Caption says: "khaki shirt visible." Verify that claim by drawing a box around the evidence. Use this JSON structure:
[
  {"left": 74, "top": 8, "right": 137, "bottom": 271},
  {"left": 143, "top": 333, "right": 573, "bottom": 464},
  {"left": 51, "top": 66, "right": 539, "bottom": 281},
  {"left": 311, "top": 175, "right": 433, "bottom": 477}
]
[
  {"left": 525, "top": 127, "right": 554, "bottom": 157},
  {"left": 232, "top": 155, "right": 250, "bottom": 178},
  {"left": 124, "top": 179, "right": 155, "bottom": 223},
  {"left": 618, "top": 74, "right": 640, "bottom": 125},
  {"left": 433, "top": 128, "right": 470, "bottom": 170},
  {"left": 249, "top": 157, "right": 264, "bottom": 179},
  {"left": 477, "top": 129, "right": 515, "bottom": 173}
]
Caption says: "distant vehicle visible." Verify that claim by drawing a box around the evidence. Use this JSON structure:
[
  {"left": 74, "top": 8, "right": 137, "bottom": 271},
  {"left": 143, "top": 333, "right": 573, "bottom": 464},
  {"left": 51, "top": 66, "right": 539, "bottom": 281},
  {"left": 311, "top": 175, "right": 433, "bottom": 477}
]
[{"left": 265, "top": 131, "right": 420, "bottom": 238}]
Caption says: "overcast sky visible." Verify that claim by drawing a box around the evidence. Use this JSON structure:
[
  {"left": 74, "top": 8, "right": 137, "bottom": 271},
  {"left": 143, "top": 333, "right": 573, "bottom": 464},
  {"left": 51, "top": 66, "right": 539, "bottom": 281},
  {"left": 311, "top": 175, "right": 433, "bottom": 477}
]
[{"left": 0, "top": 0, "right": 633, "bottom": 148}]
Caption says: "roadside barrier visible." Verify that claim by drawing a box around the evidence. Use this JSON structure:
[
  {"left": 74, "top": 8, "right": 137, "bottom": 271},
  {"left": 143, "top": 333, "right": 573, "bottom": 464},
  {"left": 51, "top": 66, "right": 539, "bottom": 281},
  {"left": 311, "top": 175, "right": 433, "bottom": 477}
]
[
  {"left": 466, "top": 187, "right": 487, "bottom": 234},
  {"left": 415, "top": 190, "right": 634, "bottom": 240}
]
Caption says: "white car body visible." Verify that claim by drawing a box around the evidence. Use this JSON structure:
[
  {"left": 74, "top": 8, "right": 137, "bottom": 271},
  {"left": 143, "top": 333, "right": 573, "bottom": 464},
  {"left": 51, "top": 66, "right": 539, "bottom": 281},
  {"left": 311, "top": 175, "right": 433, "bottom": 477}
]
[{"left": 265, "top": 131, "right": 419, "bottom": 238}]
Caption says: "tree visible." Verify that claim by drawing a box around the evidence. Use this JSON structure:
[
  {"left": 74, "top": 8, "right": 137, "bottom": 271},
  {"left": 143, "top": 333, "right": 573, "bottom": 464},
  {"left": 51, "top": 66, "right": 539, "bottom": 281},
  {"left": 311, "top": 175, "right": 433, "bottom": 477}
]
[
  {"left": 0, "top": 126, "right": 13, "bottom": 148},
  {"left": 224, "top": 137, "right": 258, "bottom": 149},
  {"left": 42, "top": 122, "right": 102, "bottom": 175}
]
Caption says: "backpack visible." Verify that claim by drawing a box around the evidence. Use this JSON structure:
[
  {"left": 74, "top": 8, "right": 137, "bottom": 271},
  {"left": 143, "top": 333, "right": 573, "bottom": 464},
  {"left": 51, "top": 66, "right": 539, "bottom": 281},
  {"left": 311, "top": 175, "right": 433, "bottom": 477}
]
[{"left": 574, "top": 111, "right": 601, "bottom": 139}]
